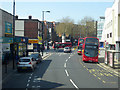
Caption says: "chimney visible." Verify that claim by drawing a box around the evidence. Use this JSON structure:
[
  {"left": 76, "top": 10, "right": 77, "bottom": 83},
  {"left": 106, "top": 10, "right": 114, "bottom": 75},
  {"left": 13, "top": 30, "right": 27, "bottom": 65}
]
[
  {"left": 29, "top": 15, "right": 32, "bottom": 19},
  {"left": 15, "top": 15, "right": 18, "bottom": 19}
]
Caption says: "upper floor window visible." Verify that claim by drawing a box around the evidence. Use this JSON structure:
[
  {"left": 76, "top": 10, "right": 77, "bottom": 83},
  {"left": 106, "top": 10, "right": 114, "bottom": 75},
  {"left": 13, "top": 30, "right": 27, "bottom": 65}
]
[{"left": 110, "top": 33, "right": 112, "bottom": 37}]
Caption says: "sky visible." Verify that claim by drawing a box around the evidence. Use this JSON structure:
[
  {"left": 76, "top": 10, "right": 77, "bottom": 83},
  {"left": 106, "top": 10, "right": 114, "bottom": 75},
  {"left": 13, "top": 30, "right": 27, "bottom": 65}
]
[{"left": 0, "top": 0, "right": 114, "bottom": 24}]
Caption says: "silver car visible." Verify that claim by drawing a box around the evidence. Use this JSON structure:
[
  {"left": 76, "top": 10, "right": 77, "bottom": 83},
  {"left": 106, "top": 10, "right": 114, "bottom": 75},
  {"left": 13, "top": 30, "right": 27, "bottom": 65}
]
[
  {"left": 64, "top": 47, "right": 71, "bottom": 53},
  {"left": 17, "top": 57, "right": 37, "bottom": 72}
]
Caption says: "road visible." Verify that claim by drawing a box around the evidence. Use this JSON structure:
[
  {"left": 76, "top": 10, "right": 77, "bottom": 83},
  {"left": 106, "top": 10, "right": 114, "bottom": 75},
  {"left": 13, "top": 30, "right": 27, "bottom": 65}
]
[{"left": 2, "top": 49, "right": 119, "bottom": 89}]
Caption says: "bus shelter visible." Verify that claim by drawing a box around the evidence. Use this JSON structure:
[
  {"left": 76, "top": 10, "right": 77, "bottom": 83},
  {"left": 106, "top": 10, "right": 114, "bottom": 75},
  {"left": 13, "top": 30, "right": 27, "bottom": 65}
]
[{"left": 105, "top": 50, "right": 120, "bottom": 68}]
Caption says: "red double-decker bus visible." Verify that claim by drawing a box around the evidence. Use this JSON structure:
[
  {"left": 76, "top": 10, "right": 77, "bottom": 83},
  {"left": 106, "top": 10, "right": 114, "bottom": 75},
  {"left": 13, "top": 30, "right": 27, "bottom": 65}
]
[
  {"left": 82, "top": 37, "right": 99, "bottom": 63},
  {"left": 78, "top": 38, "right": 84, "bottom": 46}
]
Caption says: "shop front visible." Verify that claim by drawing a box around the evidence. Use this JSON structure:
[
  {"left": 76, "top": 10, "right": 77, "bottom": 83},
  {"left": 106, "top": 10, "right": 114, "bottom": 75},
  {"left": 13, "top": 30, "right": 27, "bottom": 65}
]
[
  {"left": 2, "top": 37, "right": 13, "bottom": 64},
  {"left": 14, "top": 37, "right": 28, "bottom": 57}
]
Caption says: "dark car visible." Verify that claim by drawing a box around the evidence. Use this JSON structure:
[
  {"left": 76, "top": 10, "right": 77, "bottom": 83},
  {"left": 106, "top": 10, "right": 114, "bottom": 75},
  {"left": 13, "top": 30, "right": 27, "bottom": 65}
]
[{"left": 30, "top": 53, "right": 42, "bottom": 64}]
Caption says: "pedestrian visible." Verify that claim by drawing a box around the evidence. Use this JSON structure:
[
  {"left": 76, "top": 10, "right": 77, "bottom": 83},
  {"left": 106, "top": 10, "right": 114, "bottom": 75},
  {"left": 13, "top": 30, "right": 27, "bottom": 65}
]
[
  {"left": 16, "top": 54, "right": 19, "bottom": 64},
  {"left": 47, "top": 43, "right": 49, "bottom": 50}
]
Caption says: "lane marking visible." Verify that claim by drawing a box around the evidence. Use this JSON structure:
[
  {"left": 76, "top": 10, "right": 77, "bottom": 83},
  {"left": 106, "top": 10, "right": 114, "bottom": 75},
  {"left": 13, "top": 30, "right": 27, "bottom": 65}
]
[
  {"left": 98, "top": 77, "right": 101, "bottom": 80},
  {"left": 64, "top": 63, "right": 66, "bottom": 68},
  {"left": 29, "top": 77, "right": 31, "bottom": 79},
  {"left": 27, "top": 84, "right": 29, "bottom": 87},
  {"left": 102, "top": 80, "right": 106, "bottom": 83},
  {"left": 70, "top": 79, "right": 79, "bottom": 89},
  {"left": 65, "top": 69, "right": 69, "bottom": 76},
  {"left": 69, "top": 57, "right": 71, "bottom": 59},
  {"left": 32, "top": 86, "right": 35, "bottom": 88},
  {"left": 97, "top": 64, "right": 119, "bottom": 77},
  {"left": 37, "top": 86, "right": 41, "bottom": 88},
  {"left": 28, "top": 80, "right": 30, "bottom": 82},
  {"left": 66, "top": 59, "right": 68, "bottom": 62}
]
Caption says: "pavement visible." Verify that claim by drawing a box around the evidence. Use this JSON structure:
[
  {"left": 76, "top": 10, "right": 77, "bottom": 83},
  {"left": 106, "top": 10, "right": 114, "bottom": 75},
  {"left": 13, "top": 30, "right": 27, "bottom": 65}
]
[
  {"left": 98, "top": 48, "right": 120, "bottom": 77},
  {"left": 2, "top": 50, "right": 49, "bottom": 84}
]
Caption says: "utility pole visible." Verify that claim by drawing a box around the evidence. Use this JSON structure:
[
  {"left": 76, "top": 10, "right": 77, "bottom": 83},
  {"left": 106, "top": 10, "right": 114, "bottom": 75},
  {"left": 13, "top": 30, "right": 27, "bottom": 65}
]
[{"left": 13, "top": 0, "right": 15, "bottom": 69}]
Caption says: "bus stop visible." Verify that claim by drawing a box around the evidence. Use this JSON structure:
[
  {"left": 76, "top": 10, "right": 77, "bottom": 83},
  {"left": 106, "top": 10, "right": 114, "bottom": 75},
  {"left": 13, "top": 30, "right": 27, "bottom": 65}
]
[{"left": 105, "top": 50, "right": 120, "bottom": 68}]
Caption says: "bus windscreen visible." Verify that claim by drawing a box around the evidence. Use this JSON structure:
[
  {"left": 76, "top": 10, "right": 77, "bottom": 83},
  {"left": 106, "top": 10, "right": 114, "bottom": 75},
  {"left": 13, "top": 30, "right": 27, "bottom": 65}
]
[{"left": 84, "top": 45, "right": 98, "bottom": 57}]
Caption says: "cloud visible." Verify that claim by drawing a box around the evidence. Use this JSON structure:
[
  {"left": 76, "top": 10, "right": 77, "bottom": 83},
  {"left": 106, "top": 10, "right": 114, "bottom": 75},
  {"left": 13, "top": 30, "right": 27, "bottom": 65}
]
[{"left": 0, "top": 0, "right": 114, "bottom": 2}]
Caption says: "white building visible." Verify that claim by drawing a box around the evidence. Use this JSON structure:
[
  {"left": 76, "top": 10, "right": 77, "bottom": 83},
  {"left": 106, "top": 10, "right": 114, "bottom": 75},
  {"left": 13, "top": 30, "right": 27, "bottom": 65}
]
[
  {"left": 97, "top": 17, "right": 105, "bottom": 41},
  {"left": 102, "top": 0, "right": 120, "bottom": 50}
]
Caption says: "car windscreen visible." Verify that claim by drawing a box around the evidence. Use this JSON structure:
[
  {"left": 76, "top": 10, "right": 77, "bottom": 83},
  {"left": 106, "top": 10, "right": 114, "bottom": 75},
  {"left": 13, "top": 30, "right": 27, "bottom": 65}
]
[
  {"left": 84, "top": 45, "right": 98, "bottom": 57},
  {"left": 19, "top": 59, "right": 30, "bottom": 62},
  {"left": 78, "top": 46, "right": 82, "bottom": 49},
  {"left": 30, "top": 54, "right": 38, "bottom": 58},
  {"left": 65, "top": 47, "right": 70, "bottom": 49}
]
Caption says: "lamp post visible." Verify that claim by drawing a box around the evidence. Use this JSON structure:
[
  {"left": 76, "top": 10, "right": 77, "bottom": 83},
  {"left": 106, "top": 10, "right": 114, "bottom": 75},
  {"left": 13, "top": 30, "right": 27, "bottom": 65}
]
[
  {"left": 13, "top": 0, "right": 15, "bottom": 70},
  {"left": 42, "top": 11, "right": 50, "bottom": 56}
]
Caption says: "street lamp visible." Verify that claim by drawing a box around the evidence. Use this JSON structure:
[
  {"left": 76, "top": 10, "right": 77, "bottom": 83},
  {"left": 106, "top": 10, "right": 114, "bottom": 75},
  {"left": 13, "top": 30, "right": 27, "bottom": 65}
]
[
  {"left": 42, "top": 11, "right": 50, "bottom": 56},
  {"left": 13, "top": 0, "right": 15, "bottom": 70}
]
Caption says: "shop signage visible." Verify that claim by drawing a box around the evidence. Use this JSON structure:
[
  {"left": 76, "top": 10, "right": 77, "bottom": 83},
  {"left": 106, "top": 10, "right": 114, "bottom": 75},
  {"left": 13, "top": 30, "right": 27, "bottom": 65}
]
[
  {"left": 5, "top": 22, "right": 12, "bottom": 35},
  {"left": 28, "top": 39, "right": 38, "bottom": 43},
  {"left": 2, "top": 37, "right": 13, "bottom": 43}
]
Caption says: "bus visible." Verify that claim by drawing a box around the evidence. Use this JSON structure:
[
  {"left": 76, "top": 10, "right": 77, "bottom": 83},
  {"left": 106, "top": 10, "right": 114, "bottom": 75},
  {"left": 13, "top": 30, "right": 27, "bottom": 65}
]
[
  {"left": 53, "top": 42, "right": 72, "bottom": 49},
  {"left": 78, "top": 38, "right": 84, "bottom": 46},
  {"left": 82, "top": 37, "right": 99, "bottom": 63}
]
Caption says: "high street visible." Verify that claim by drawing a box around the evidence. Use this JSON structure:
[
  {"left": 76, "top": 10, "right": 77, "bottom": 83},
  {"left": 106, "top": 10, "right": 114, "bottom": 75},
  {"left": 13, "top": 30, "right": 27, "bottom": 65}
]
[{"left": 2, "top": 49, "right": 119, "bottom": 89}]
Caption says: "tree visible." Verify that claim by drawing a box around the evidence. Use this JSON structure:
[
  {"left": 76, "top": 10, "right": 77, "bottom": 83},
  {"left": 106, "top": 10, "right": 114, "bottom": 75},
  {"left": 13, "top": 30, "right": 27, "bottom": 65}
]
[
  {"left": 78, "top": 16, "right": 96, "bottom": 37},
  {"left": 55, "top": 16, "right": 74, "bottom": 36}
]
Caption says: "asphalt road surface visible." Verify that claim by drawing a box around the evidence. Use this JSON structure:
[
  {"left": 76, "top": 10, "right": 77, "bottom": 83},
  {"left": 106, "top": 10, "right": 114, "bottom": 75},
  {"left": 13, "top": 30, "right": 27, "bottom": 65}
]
[{"left": 2, "top": 49, "right": 119, "bottom": 90}]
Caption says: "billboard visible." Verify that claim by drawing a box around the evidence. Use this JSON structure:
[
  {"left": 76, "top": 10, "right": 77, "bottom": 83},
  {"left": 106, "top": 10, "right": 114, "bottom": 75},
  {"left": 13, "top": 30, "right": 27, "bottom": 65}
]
[{"left": 5, "top": 22, "right": 12, "bottom": 35}]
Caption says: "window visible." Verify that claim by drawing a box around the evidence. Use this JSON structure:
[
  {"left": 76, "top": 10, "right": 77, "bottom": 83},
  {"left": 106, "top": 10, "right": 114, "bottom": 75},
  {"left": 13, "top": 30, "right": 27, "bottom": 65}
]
[
  {"left": 107, "top": 34, "right": 109, "bottom": 38},
  {"left": 110, "top": 33, "right": 112, "bottom": 37}
]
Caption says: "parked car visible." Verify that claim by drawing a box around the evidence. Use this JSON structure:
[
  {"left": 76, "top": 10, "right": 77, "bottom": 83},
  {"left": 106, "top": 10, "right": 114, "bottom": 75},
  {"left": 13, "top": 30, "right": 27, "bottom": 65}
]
[
  {"left": 64, "top": 47, "right": 71, "bottom": 53},
  {"left": 30, "top": 53, "right": 42, "bottom": 64},
  {"left": 17, "top": 57, "right": 37, "bottom": 72}
]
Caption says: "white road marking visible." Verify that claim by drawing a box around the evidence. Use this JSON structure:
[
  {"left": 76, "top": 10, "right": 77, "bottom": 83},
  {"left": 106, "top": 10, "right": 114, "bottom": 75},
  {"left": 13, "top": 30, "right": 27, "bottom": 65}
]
[
  {"left": 37, "top": 86, "right": 41, "bottom": 88},
  {"left": 32, "top": 86, "right": 35, "bottom": 88},
  {"left": 70, "top": 79, "right": 79, "bottom": 89},
  {"left": 27, "top": 84, "right": 29, "bottom": 87},
  {"left": 28, "top": 80, "right": 30, "bottom": 82},
  {"left": 64, "top": 63, "right": 66, "bottom": 68},
  {"left": 65, "top": 69, "right": 69, "bottom": 76},
  {"left": 66, "top": 59, "right": 68, "bottom": 62},
  {"left": 29, "top": 77, "right": 31, "bottom": 79},
  {"left": 69, "top": 57, "right": 71, "bottom": 59}
]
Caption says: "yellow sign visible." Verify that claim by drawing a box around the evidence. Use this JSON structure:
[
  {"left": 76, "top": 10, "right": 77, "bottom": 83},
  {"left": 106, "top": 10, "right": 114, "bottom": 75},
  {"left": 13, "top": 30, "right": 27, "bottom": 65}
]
[
  {"left": 38, "top": 36, "right": 42, "bottom": 40},
  {"left": 28, "top": 40, "right": 38, "bottom": 43}
]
